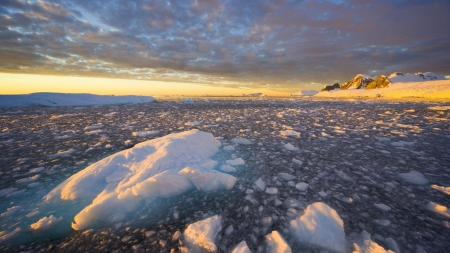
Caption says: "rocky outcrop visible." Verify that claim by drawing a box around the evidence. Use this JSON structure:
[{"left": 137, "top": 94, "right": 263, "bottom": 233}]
[
  {"left": 321, "top": 83, "right": 340, "bottom": 92},
  {"left": 365, "top": 75, "right": 390, "bottom": 90},
  {"left": 340, "top": 75, "right": 374, "bottom": 90}
]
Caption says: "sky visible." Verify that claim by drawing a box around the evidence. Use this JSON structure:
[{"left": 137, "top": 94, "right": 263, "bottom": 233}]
[{"left": 1, "top": 0, "right": 450, "bottom": 96}]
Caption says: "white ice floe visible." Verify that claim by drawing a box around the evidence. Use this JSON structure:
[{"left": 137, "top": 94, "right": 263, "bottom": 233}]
[
  {"left": 26, "top": 167, "right": 45, "bottom": 174},
  {"left": 280, "top": 130, "right": 301, "bottom": 138},
  {"left": 290, "top": 202, "right": 346, "bottom": 253},
  {"left": 374, "top": 203, "right": 391, "bottom": 212},
  {"left": 30, "top": 215, "right": 63, "bottom": 230},
  {"left": 84, "top": 124, "right": 104, "bottom": 131},
  {"left": 0, "top": 93, "right": 155, "bottom": 107},
  {"left": 254, "top": 178, "right": 266, "bottom": 191},
  {"left": 0, "top": 228, "right": 21, "bottom": 244},
  {"left": 184, "top": 215, "right": 222, "bottom": 253},
  {"left": 426, "top": 202, "right": 450, "bottom": 218},
  {"left": 295, "top": 182, "right": 309, "bottom": 191},
  {"left": 185, "top": 121, "right": 201, "bottom": 126},
  {"left": 132, "top": 131, "right": 159, "bottom": 137},
  {"left": 283, "top": 143, "right": 299, "bottom": 151},
  {"left": 266, "top": 231, "right": 292, "bottom": 253},
  {"left": 428, "top": 106, "right": 450, "bottom": 111},
  {"left": 45, "top": 130, "right": 236, "bottom": 230},
  {"left": 231, "top": 138, "right": 254, "bottom": 145},
  {"left": 265, "top": 187, "right": 278, "bottom": 195},
  {"left": 220, "top": 164, "right": 237, "bottom": 173},
  {"left": 223, "top": 145, "right": 236, "bottom": 151},
  {"left": 431, "top": 184, "right": 450, "bottom": 195},
  {"left": 231, "top": 240, "right": 252, "bottom": 253},
  {"left": 399, "top": 171, "right": 429, "bottom": 185},
  {"left": 353, "top": 230, "right": 395, "bottom": 253},
  {"left": 226, "top": 158, "right": 245, "bottom": 166},
  {"left": 278, "top": 173, "right": 295, "bottom": 181}
]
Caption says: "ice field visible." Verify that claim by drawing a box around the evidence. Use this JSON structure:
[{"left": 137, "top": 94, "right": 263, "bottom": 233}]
[{"left": 1, "top": 98, "right": 450, "bottom": 252}]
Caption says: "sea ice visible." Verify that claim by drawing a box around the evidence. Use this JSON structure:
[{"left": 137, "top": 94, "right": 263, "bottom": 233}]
[
  {"left": 374, "top": 203, "right": 391, "bottom": 212},
  {"left": 223, "top": 145, "right": 235, "bottom": 151},
  {"left": 431, "top": 184, "right": 450, "bottom": 195},
  {"left": 226, "top": 158, "right": 245, "bottom": 166},
  {"left": 280, "top": 130, "right": 301, "bottom": 138},
  {"left": 290, "top": 202, "right": 346, "bottom": 253},
  {"left": 399, "top": 171, "right": 428, "bottom": 185},
  {"left": 426, "top": 202, "right": 450, "bottom": 218},
  {"left": 220, "top": 164, "right": 237, "bottom": 173},
  {"left": 283, "top": 143, "right": 299, "bottom": 151},
  {"left": 266, "top": 187, "right": 278, "bottom": 195},
  {"left": 254, "top": 178, "right": 266, "bottom": 191},
  {"left": 265, "top": 231, "right": 292, "bottom": 253},
  {"left": 184, "top": 215, "right": 222, "bottom": 252},
  {"left": 295, "top": 182, "right": 308, "bottom": 191},
  {"left": 353, "top": 230, "right": 394, "bottom": 253},
  {"left": 230, "top": 138, "right": 254, "bottom": 145},
  {"left": 132, "top": 131, "right": 159, "bottom": 137},
  {"left": 45, "top": 130, "right": 235, "bottom": 230},
  {"left": 278, "top": 173, "right": 295, "bottom": 181},
  {"left": 231, "top": 240, "right": 252, "bottom": 253},
  {"left": 30, "top": 215, "right": 63, "bottom": 230}
]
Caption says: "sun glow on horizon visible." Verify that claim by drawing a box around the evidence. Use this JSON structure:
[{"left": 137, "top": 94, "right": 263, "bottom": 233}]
[{"left": 0, "top": 73, "right": 290, "bottom": 96}]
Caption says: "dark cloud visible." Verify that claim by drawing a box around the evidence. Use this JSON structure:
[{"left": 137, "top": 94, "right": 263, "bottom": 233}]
[{"left": 1, "top": 0, "right": 449, "bottom": 92}]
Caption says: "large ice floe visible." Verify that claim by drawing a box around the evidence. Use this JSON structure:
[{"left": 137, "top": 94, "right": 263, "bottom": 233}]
[
  {"left": 184, "top": 215, "right": 222, "bottom": 252},
  {"left": 290, "top": 202, "right": 347, "bottom": 253},
  {"left": 45, "top": 130, "right": 236, "bottom": 230}
]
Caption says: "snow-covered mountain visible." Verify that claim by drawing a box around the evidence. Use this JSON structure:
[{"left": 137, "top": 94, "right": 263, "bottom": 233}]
[
  {"left": 316, "top": 71, "right": 449, "bottom": 98},
  {"left": 0, "top": 93, "right": 156, "bottom": 107}
]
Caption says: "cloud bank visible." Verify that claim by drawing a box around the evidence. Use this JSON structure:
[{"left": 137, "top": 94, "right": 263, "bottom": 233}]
[{"left": 1, "top": 0, "right": 449, "bottom": 91}]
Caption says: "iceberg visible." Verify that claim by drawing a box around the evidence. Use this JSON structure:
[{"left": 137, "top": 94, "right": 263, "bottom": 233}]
[{"left": 45, "top": 130, "right": 236, "bottom": 230}]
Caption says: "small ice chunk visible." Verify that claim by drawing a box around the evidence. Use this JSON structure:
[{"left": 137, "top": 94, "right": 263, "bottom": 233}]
[
  {"left": 223, "top": 145, "right": 235, "bottom": 151},
  {"left": 0, "top": 228, "right": 21, "bottom": 243},
  {"left": 184, "top": 215, "right": 222, "bottom": 252},
  {"left": 353, "top": 230, "right": 394, "bottom": 253},
  {"left": 231, "top": 240, "right": 252, "bottom": 253},
  {"left": 292, "top": 158, "right": 303, "bottom": 166},
  {"left": 283, "top": 143, "right": 299, "bottom": 151},
  {"left": 280, "top": 130, "right": 300, "bottom": 138},
  {"left": 266, "top": 230, "right": 292, "bottom": 253},
  {"left": 0, "top": 188, "right": 18, "bottom": 197},
  {"left": 226, "top": 158, "right": 245, "bottom": 166},
  {"left": 318, "top": 191, "right": 328, "bottom": 197},
  {"left": 290, "top": 202, "right": 346, "bottom": 253},
  {"left": 220, "top": 164, "right": 237, "bottom": 173},
  {"left": 431, "top": 184, "right": 450, "bottom": 195},
  {"left": 427, "top": 202, "right": 450, "bottom": 218},
  {"left": 27, "top": 167, "right": 45, "bottom": 174},
  {"left": 261, "top": 217, "right": 273, "bottom": 227},
  {"left": 374, "top": 203, "right": 391, "bottom": 212},
  {"left": 254, "top": 178, "right": 266, "bottom": 191},
  {"left": 231, "top": 138, "right": 254, "bottom": 145},
  {"left": 374, "top": 219, "right": 390, "bottom": 226},
  {"left": 278, "top": 173, "right": 295, "bottom": 181},
  {"left": 295, "top": 182, "right": 308, "bottom": 191},
  {"left": 399, "top": 171, "right": 428, "bottom": 185},
  {"left": 225, "top": 225, "right": 234, "bottom": 236},
  {"left": 266, "top": 187, "right": 278, "bottom": 195},
  {"left": 30, "top": 215, "right": 63, "bottom": 230},
  {"left": 132, "top": 131, "right": 159, "bottom": 137}
]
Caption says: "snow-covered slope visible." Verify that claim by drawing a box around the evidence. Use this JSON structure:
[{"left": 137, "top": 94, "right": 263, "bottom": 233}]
[
  {"left": 388, "top": 72, "right": 446, "bottom": 83},
  {"left": 315, "top": 79, "right": 450, "bottom": 99},
  {"left": 0, "top": 93, "right": 155, "bottom": 107},
  {"left": 291, "top": 90, "right": 319, "bottom": 96}
]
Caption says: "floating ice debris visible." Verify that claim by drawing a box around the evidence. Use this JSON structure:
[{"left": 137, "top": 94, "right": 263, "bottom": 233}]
[
  {"left": 266, "top": 231, "right": 292, "bottom": 253},
  {"left": 353, "top": 230, "right": 394, "bottom": 253},
  {"left": 266, "top": 187, "right": 278, "bottom": 195},
  {"left": 30, "top": 215, "right": 63, "bottom": 230},
  {"left": 278, "top": 173, "right": 295, "bottom": 181},
  {"left": 427, "top": 202, "right": 450, "bottom": 218},
  {"left": 0, "top": 228, "right": 21, "bottom": 244},
  {"left": 290, "top": 202, "right": 346, "bottom": 253},
  {"left": 184, "top": 215, "right": 222, "bottom": 253},
  {"left": 254, "top": 178, "right": 266, "bottom": 191},
  {"left": 280, "top": 130, "right": 301, "bottom": 138},
  {"left": 374, "top": 203, "right": 391, "bottom": 212},
  {"left": 132, "top": 131, "right": 159, "bottom": 137},
  {"left": 399, "top": 171, "right": 429, "bottom": 185},
  {"left": 283, "top": 143, "right": 299, "bottom": 151},
  {"left": 295, "top": 182, "right": 308, "bottom": 191},
  {"left": 431, "top": 185, "right": 450, "bottom": 195},
  {"left": 223, "top": 145, "right": 235, "bottom": 151},
  {"left": 428, "top": 106, "right": 450, "bottom": 111},
  {"left": 231, "top": 138, "right": 254, "bottom": 145},
  {"left": 45, "top": 130, "right": 235, "bottom": 230},
  {"left": 84, "top": 124, "right": 104, "bottom": 131},
  {"left": 48, "top": 149, "right": 76, "bottom": 159},
  {"left": 185, "top": 121, "right": 201, "bottom": 126},
  {"left": 26, "top": 167, "right": 45, "bottom": 174},
  {"left": 231, "top": 240, "right": 252, "bottom": 253},
  {"left": 226, "top": 158, "right": 245, "bottom": 166},
  {"left": 220, "top": 164, "right": 237, "bottom": 173}
]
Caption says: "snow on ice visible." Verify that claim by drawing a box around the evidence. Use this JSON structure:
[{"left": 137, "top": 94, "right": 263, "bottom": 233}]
[
  {"left": 45, "top": 130, "right": 236, "bottom": 230},
  {"left": 290, "top": 202, "right": 347, "bottom": 253},
  {"left": 184, "top": 215, "right": 222, "bottom": 252}
]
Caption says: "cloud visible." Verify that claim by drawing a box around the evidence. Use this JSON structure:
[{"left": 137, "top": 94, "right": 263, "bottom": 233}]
[{"left": 0, "top": 0, "right": 449, "bottom": 92}]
